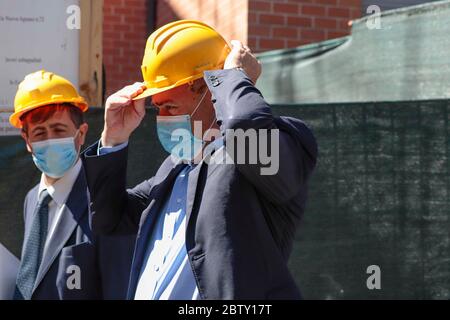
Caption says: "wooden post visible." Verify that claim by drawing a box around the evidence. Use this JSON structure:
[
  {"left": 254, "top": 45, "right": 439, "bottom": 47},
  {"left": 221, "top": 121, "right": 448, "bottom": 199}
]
[{"left": 79, "top": 0, "right": 103, "bottom": 107}]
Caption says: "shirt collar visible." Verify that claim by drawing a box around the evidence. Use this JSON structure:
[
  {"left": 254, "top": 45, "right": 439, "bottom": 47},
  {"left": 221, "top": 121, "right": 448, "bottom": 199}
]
[
  {"left": 170, "top": 138, "right": 225, "bottom": 167},
  {"left": 38, "top": 158, "right": 82, "bottom": 207},
  {"left": 203, "top": 138, "right": 224, "bottom": 157}
]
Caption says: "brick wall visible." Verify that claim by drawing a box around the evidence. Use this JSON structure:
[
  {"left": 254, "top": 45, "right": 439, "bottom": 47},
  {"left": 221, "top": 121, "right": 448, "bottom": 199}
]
[
  {"left": 103, "top": 0, "right": 148, "bottom": 97},
  {"left": 248, "top": 0, "right": 362, "bottom": 52},
  {"left": 102, "top": 0, "right": 362, "bottom": 97},
  {"left": 154, "top": 0, "right": 362, "bottom": 52},
  {"left": 156, "top": 0, "right": 248, "bottom": 46}
]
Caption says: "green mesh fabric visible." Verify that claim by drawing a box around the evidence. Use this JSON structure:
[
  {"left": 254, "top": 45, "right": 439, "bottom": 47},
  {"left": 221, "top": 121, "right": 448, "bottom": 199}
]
[{"left": 1, "top": 102, "right": 449, "bottom": 299}]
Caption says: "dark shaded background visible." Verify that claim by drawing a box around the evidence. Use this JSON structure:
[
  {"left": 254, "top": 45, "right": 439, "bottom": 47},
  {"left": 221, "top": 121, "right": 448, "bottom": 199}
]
[{"left": 1, "top": 102, "right": 449, "bottom": 299}]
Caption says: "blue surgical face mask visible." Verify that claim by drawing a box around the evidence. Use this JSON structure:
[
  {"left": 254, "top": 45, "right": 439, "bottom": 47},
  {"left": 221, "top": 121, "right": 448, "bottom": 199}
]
[
  {"left": 30, "top": 130, "right": 80, "bottom": 178},
  {"left": 156, "top": 89, "right": 214, "bottom": 161}
]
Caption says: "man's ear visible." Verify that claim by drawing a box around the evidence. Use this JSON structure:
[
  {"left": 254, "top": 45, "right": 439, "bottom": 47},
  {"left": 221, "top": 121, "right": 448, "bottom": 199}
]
[
  {"left": 190, "top": 78, "right": 207, "bottom": 94},
  {"left": 21, "top": 131, "right": 32, "bottom": 153},
  {"left": 77, "top": 122, "right": 89, "bottom": 146}
]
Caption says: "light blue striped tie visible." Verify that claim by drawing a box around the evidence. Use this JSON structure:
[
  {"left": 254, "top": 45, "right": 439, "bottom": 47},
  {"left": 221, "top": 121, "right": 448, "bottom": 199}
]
[{"left": 14, "top": 189, "right": 51, "bottom": 300}]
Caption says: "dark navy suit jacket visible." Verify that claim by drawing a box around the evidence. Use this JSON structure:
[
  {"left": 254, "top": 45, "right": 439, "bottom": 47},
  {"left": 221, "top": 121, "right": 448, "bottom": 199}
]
[
  {"left": 21, "top": 167, "right": 135, "bottom": 299},
  {"left": 82, "top": 69, "right": 318, "bottom": 299}
]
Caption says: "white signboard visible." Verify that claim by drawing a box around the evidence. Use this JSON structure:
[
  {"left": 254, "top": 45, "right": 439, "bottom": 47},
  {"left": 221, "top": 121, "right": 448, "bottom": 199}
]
[
  {"left": 0, "top": 0, "right": 80, "bottom": 134},
  {"left": 0, "top": 112, "right": 19, "bottom": 136}
]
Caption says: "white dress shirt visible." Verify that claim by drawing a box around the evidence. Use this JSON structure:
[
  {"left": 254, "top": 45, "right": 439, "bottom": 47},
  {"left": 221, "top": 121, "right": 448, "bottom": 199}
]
[
  {"left": 100, "top": 139, "right": 223, "bottom": 300},
  {"left": 36, "top": 159, "right": 82, "bottom": 255},
  {"left": 133, "top": 165, "right": 199, "bottom": 300}
]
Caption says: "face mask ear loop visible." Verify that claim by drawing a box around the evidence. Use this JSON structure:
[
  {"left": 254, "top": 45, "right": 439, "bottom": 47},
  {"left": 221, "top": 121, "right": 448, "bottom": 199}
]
[
  {"left": 73, "top": 128, "right": 82, "bottom": 154},
  {"left": 205, "top": 116, "right": 217, "bottom": 136},
  {"left": 202, "top": 115, "right": 218, "bottom": 146},
  {"left": 190, "top": 88, "right": 208, "bottom": 119},
  {"left": 28, "top": 137, "right": 35, "bottom": 156}
]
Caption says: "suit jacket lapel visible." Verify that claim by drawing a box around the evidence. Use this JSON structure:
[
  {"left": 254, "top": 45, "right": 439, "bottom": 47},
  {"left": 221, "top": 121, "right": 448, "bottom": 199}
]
[
  {"left": 185, "top": 163, "right": 203, "bottom": 230},
  {"left": 185, "top": 140, "right": 225, "bottom": 237},
  {"left": 127, "top": 145, "right": 221, "bottom": 298},
  {"left": 33, "top": 168, "right": 89, "bottom": 293},
  {"left": 137, "top": 156, "right": 185, "bottom": 227}
]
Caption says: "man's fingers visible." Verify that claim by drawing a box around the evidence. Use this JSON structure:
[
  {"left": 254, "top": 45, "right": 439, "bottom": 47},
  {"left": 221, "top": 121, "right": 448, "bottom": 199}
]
[
  {"left": 230, "top": 39, "right": 243, "bottom": 48},
  {"left": 225, "top": 40, "right": 259, "bottom": 74},
  {"left": 122, "top": 83, "right": 146, "bottom": 114},
  {"left": 129, "top": 82, "right": 145, "bottom": 90},
  {"left": 107, "top": 96, "right": 130, "bottom": 110},
  {"left": 130, "top": 88, "right": 145, "bottom": 99},
  {"left": 231, "top": 40, "right": 253, "bottom": 57},
  {"left": 132, "top": 98, "right": 146, "bottom": 117},
  {"left": 132, "top": 82, "right": 147, "bottom": 93},
  {"left": 231, "top": 40, "right": 246, "bottom": 53},
  {"left": 116, "top": 83, "right": 146, "bottom": 99},
  {"left": 119, "top": 82, "right": 145, "bottom": 91}
]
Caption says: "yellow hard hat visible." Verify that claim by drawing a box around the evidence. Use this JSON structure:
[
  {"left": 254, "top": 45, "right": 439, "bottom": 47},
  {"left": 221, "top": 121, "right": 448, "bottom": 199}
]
[
  {"left": 9, "top": 70, "right": 88, "bottom": 128},
  {"left": 133, "top": 20, "right": 231, "bottom": 100}
]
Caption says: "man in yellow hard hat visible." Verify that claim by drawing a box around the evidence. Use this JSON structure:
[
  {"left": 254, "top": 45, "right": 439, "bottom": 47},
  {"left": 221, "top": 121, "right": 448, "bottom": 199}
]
[
  {"left": 9, "top": 70, "right": 133, "bottom": 300},
  {"left": 82, "top": 20, "right": 318, "bottom": 299}
]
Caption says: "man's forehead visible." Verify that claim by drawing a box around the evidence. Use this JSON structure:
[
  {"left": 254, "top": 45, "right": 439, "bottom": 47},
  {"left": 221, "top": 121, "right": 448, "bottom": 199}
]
[
  {"left": 24, "top": 106, "right": 72, "bottom": 126},
  {"left": 151, "top": 84, "right": 192, "bottom": 103}
]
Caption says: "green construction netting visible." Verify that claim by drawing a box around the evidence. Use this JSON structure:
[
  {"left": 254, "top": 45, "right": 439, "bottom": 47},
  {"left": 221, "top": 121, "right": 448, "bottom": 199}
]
[
  {"left": 255, "top": 0, "right": 450, "bottom": 104},
  {"left": 1, "top": 101, "right": 449, "bottom": 299}
]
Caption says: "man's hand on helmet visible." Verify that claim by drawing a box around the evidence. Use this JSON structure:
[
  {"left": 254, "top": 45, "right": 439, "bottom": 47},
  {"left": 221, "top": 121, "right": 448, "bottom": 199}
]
[
  {"left": 224, "top": 40, "right": 262, "bottom": 84},
  {"left": 101, "top": 82, "right": 146, "bottom": 147}
]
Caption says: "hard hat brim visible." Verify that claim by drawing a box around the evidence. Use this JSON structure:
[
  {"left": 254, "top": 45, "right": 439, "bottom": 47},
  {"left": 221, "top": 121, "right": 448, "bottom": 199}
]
[
  {"left": 9, "top": 100, "right": 88, "bottom": 129},
  {"left": 132, "top": 86, "right": 175, "bottom": 101},
  {"left": 132, "top": 73, "right": 206, "bottom": 101}
]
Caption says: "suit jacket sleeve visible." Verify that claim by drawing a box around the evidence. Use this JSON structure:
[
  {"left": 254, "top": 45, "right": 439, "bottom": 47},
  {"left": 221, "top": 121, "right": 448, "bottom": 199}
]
[
  {"left": 82, "top": 142, "right": 154, "bottom": 235},
  {"left": 204, "top": 69, "right": 318, "bottom": 205}
]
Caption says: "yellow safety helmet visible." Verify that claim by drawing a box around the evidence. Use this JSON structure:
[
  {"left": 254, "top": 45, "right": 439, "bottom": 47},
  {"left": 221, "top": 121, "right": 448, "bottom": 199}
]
[
  {"left": 133, "top": 20, "right": 231, "bottom": 100},
  {"left": 9, "top": 70, "right": 88, "bottom": 128}
]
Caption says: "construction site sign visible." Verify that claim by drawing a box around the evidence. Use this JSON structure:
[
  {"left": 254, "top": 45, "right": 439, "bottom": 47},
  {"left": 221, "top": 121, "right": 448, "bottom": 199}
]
[{"left": 0, "top": 0, "right": 80, "bottom": 135}]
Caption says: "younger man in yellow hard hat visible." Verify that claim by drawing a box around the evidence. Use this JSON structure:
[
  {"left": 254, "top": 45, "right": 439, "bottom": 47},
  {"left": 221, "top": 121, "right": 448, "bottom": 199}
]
[{"left": 9, "top": 70, "right": 133, "bottom": 300}]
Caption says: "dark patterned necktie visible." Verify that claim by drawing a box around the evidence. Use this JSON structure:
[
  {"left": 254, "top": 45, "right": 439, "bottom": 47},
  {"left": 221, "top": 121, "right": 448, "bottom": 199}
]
[{"left": 13, "top": 189, "right": 52, "bottom": 300}]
